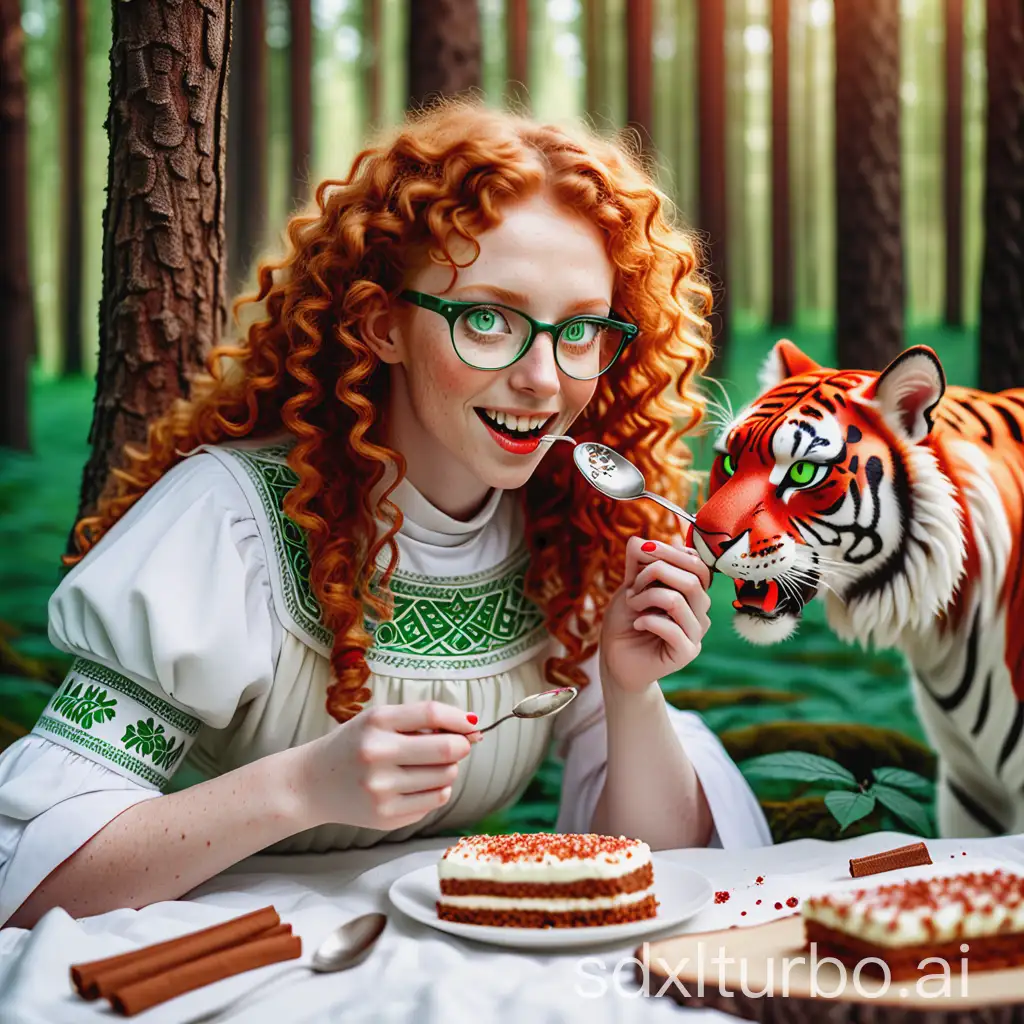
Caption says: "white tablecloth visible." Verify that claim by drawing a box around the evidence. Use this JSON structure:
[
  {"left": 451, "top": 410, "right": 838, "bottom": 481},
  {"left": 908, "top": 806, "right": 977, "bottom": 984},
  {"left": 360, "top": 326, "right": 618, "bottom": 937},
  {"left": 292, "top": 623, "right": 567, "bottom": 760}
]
[{"left": 3, "top": 830, "right": 1024, "bottom": 1024}]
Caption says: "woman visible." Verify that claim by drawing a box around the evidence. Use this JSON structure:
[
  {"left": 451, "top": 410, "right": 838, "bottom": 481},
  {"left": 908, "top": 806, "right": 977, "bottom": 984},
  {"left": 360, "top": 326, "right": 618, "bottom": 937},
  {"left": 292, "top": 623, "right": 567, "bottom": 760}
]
[{"left": 0, "top": 101, "right": 770, "bottom": 929}]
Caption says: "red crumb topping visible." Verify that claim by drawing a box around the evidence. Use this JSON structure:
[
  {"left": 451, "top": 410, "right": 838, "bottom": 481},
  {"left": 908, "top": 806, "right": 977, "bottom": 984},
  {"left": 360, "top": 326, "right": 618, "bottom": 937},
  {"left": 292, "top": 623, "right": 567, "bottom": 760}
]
[
  {"left": 756, "top": 899, "right": 762, "bottom": 905},
  {"left": 442, "top": 833, "right": 644, "bottom": 861},
  {"left": 786, "top": 896, "right": 799, "bottom": 908},
  {"left": 755, "top": 876, "right": 764, "bottom": 885},
  {"left": 715, "top": 891, "right": 730, "bottom": 903},
  {"left": 774, "top": 902, "right": 783, "bottom": 910},
  {"left": 804, "top": 870, "right": 1024, "bottom": 917},
  {"left": 741, "top": 910, "right": 747, "bottom": 916}
]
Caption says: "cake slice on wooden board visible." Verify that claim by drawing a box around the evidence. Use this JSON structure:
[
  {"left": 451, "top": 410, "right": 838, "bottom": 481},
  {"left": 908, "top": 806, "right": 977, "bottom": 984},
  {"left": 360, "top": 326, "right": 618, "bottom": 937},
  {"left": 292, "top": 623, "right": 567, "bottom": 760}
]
[
  {"left": 802, "top": 870, "right": 1024, "bottom": 980},
  {"left": 436, "top": 833, "right": 657, "bottom": 928}
]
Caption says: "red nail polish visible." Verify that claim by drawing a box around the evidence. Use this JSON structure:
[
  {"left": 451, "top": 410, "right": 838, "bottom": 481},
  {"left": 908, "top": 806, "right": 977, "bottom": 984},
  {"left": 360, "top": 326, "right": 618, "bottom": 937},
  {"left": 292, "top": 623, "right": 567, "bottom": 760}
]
[
  {"left": 466, "top": 713, "right": 478, "bottom": 725},
  {"left": 641, "top": 541, "right": 657, "bottom": 552}
]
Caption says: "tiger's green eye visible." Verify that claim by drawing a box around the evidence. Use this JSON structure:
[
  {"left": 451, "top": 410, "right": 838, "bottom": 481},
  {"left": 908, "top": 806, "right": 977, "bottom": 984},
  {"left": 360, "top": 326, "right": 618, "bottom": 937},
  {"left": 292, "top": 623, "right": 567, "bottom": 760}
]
[
  {"left": 722, "top": 453, "right": 735, "bottom": 476},
  {"left": 789, "top": 460, "right": 816, "bottom": 485}
]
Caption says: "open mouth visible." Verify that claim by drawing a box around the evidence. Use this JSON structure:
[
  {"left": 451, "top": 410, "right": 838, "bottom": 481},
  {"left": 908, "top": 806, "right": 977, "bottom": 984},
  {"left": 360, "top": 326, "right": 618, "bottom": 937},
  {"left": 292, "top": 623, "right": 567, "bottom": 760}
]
[
  {"left": 474, "top": 408, "right": 556, "bottom": 441},
  {"left": 732, "top": 575, "right": 819, "bottom": 619}
]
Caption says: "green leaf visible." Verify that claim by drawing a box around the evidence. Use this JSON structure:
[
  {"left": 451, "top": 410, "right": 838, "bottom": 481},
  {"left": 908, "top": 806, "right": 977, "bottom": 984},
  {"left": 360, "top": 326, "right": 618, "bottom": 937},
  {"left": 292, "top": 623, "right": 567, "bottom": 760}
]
[
  {"left": 871, "top": 767, "right": 933, "bottom": 796},
  {"left": 824, "top": 790, "right": 876, "bottom": 831},
  {"left": 738, "top": 752, "right": 858, "bottom": 789},
  {"left": 871, "top": 784, "right": 933, "bottom": 837}
]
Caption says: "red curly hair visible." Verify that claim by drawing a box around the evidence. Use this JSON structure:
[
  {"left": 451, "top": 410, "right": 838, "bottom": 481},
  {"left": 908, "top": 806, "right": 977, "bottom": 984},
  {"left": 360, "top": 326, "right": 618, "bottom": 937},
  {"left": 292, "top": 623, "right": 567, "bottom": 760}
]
[{"left": 66, "top": 99, "right": 714, "bottom": 724}]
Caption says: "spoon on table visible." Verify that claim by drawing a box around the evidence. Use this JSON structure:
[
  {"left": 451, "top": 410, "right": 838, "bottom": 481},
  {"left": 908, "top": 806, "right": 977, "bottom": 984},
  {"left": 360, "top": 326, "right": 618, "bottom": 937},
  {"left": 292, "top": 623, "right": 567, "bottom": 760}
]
[
  {"left": 474, "top": 686, "right": 578, "bottom": 735},
  {"left": 541, "top": 435, "right": 697, "bottom": 525},
  {"left": 185, "top": 913, "right": 388, "bottom": 1024}
]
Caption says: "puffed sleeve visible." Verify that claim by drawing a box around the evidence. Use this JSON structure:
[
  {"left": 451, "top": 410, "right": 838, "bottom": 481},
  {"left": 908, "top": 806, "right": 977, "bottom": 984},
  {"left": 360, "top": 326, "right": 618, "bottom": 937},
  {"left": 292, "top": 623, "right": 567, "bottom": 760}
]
[
  {"left": 550, "top": 651, "right": 772, "bottom": 848},
  {"left": 0, "top": 453, "right": 277, "bottom": 925}
]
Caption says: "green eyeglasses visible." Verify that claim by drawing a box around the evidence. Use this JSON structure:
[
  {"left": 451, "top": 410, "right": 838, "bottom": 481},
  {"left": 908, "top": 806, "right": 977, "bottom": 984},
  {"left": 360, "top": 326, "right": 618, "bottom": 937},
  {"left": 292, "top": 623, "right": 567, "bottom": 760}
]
[{"left": 399, "top": 290, "right": 638, "bottom": 381}]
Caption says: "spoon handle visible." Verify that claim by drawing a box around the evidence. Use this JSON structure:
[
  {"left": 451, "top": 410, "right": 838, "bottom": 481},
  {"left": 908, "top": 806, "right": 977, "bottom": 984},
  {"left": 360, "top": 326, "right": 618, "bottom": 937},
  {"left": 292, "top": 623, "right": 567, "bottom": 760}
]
[
  {"left": 474, "top": 713, "right": 512, "bottom": 734},
  {"left": 642, "top": 490, "right": 697, "bottom": 525}
]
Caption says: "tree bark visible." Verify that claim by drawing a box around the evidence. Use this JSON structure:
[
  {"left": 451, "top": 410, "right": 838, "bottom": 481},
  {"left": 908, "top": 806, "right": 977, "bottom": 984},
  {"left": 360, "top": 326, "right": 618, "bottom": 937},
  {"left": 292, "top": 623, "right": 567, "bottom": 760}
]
[
  {"left": 506, "top": 0, "right": 529, "bottom": 109},
  {"left": 977, "top": 0, "right": 1024, "bottom": 393},
  {"left": 61, "top": 0, "right": 87, "bottom": 376},
  {"left": 73, "top": 0, "right": 232, "bottom": 526},
  {"left": 0, "top": 0, "right": 34, "bottom": 451},
  {"left": 406, "top": 0, "right": 481, "bottom": 110},
  {"left": 364, "top": 0, "right": 383, "bottom": 127},
  {"left": 770, "top": 0, "right": 793, "bottom": 327},
  {"left": 833, "top": 0, "right": 905, "bottom": 370},
  {"left": 625, "top": 0, "right": 654, "bottom": 157},
  {"left": 289, "top": 0, "right": 312, "bottom": 207},
  {"left": 226, "top": 0, "right": 265, "bottom": 293},
  {"left": 944, "top": 0, "right": 964, "bottom": 328},
  {"left": 697, "top": 0, "right": 729, "bottom": 372}
]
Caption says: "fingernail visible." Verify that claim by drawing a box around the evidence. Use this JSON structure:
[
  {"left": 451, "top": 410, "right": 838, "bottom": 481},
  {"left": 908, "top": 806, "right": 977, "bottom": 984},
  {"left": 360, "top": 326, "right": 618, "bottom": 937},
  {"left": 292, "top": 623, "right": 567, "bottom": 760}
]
[
  {"left": 466, "top": 713, "right": 478, "bottom": 725},
  {"left": 641, "top": 541, "right": 657, "bottom": 553}
]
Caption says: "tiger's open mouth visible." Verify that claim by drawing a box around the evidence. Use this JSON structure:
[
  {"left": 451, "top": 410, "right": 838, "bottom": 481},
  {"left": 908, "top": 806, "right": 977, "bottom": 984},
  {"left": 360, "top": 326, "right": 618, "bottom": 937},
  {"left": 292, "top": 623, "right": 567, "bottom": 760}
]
[{"left": 732, "top": 575, "right": 819, "bottom": 619}]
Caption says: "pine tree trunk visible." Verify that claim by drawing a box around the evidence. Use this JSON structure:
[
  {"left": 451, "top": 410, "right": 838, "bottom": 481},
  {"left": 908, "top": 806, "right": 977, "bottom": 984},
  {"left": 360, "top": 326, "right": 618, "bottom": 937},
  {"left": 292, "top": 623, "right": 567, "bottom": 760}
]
[
  {"left": 977, "top": 0, "right": 1024, "bottom": 393},
  {"left": 289, "top": 0, "right": 312, "bottom": 207},
  {"left": 697, "top": 0, "right": 729, "bottom": 373},
  {"left": 406, "top": 0, "right": 481, "bottom": 109},
  {"left": 506, "top": 0, "right": 529, "bottom": 109},
  {"left": 73, "top": 0, "right": 232, "bottom": 526},
  {"left": 0, "top": 0, "right": 34, "bottom": 452},
  {"left": 364, "top": 0, "right": 383, "bottom": 128},
  {"left": 61, "top": 0, "right": 87, "bottom": 376},
  {"left": 834, "top": 0, "right": 904, "bottom": 370},
  {"left": 226, "top": 0, "right": 265, "bottom": 292},
  {"left": 626, "top": 0, "right": 654, "bottom": 156},
  {"left": 770, "top": 0, "right": 793, "bottom": 327},
  {"left": 944, "top": 0, "right": 964, "bottom": 328}
]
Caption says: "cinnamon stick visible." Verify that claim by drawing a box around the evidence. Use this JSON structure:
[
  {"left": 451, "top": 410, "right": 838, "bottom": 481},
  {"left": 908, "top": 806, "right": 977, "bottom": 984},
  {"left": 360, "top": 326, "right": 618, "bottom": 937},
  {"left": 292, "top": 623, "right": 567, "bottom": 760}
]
[
  {"left": 71, "top": 905, "right": 279, "bottom": 999},
  {"left": 94, "top": 923, "right": 291, "bottom": 998},
  {"left": 108, "top": 931, "right": 302, "bottom": 1016},
  {"left": 849, "top": 841, "right": 932, "bottom": 877}
]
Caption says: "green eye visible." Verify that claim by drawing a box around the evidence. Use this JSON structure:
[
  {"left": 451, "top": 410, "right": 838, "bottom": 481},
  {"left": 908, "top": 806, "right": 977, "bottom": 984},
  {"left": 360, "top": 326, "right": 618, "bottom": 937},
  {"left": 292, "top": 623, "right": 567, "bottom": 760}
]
[
  {"left": 789, "top": 461, "right": 817, "bottom": 486},
  {"left": 722, "top": 453, "right": 735, "bottom": 476},
  {"left": 466, "top": 308, "right": 499, "bottom": 333}
]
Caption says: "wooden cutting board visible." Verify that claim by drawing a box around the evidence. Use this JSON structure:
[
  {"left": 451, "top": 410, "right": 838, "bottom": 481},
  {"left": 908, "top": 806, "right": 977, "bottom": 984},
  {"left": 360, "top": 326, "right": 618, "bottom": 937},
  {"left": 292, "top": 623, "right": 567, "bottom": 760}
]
[{"left": 636, "top": 915, "right": 1024, "bottom": 1022}]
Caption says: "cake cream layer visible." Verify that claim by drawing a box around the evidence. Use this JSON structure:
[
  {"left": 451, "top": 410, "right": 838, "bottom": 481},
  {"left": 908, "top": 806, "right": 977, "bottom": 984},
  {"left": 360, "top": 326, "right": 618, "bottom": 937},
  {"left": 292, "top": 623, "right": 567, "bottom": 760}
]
[
  {"left": 802, "top": 870, "right": 1024, "bottom": 948},
  {"left": 437, "top": 886, "right": 655, "bottom": 912},
  {"left": 438, "top": 833, "right": 651, "bottom": 884}
]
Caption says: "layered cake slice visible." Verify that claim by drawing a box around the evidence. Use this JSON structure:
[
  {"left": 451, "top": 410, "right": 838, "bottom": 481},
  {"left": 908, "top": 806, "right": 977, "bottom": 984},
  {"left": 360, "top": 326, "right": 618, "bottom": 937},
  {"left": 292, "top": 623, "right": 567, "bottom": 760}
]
[
  {"left": 436, "top": 832, "right": 658, "bottom": 928},
  {"left": 802, "top": 869, "right": 1024, "bottom": 980}
]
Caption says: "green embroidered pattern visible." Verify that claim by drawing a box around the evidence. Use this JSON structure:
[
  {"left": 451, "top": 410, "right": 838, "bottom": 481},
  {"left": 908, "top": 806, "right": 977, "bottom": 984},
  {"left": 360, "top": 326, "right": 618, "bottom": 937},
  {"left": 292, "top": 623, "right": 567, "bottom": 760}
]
[
  {"left": 52, "top": 680, "right": 117, "bottom": 730},
  {"left": 35, "top": 716, "right": 168, "bottom": 789},
  {"left": 71, "top": 658, "right": 201, "bottom": 735},
  {"left": 221, "top": 444, "right": 549, "bottom": 667},
  {"left": 122, "top": 719, "right": 187, "bottom": 772}
]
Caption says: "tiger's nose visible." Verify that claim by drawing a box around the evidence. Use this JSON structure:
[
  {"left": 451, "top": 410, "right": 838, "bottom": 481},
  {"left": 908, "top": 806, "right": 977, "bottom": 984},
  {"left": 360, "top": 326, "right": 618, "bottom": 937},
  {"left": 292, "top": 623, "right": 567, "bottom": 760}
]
[{"left": 692, "top": 529, "right": 744, "bottom": 566}]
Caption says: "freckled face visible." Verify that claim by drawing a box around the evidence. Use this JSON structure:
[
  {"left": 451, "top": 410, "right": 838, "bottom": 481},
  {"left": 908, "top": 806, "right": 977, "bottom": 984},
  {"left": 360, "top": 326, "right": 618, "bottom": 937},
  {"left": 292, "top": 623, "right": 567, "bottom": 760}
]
[{"left": 386, "top": 192, "right": 616, "bottom": 503}]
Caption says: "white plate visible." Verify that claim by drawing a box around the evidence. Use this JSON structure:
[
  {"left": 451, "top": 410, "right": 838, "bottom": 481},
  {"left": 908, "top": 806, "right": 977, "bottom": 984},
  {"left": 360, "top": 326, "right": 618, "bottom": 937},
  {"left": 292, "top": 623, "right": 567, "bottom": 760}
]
[{"left": 387, "top": 852, "right": 712, "bottom": 949}]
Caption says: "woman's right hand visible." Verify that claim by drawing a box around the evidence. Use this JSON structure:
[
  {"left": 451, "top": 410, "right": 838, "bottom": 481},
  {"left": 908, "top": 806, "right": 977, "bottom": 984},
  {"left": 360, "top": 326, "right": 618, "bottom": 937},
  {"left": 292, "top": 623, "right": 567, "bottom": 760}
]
[{"left": 296, "top": 700, "right": 482, "bottom": 831}]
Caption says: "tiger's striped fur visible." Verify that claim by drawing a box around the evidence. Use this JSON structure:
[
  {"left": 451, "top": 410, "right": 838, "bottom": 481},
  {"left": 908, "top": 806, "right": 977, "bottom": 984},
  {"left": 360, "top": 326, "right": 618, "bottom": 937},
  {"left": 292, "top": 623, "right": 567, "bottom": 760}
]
[{"left": 692, "top": 340, "right": 1024, "bottom": 837}]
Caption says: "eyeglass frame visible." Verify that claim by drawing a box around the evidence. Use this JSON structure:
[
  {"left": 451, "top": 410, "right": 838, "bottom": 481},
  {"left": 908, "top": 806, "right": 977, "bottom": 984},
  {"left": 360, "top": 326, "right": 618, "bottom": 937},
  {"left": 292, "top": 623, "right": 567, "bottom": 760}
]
[{"left": 398, "top": 289, "right": 638, "bottom": 381}]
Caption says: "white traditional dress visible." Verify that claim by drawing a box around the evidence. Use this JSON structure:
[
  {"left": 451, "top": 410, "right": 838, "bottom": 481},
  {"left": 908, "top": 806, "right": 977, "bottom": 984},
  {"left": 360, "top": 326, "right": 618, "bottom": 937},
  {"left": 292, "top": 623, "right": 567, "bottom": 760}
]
[{"left": 0, "top": 437, "right": 771, "bottom": 925}]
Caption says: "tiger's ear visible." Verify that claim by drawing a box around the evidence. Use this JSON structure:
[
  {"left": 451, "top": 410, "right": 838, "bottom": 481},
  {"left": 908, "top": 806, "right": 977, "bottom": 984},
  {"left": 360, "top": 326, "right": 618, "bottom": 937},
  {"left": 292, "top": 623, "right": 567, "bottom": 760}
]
[
  {"left": 757, "top": 339, "right": 822, "bottom": 392},
  {"left": 866, "top": 346, "right": 946, "bottom": 443}
]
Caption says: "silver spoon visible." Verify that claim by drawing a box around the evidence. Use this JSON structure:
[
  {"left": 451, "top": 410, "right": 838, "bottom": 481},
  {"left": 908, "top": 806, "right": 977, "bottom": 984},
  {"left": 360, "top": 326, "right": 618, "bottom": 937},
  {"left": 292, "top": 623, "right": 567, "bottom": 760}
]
[
  {"left": 567, "top": 440, "right": 697, "bottom": 525},
  {"left": 475, "top": 686, "right": 578, "bottom": 734},
  {"left": 185, "top": 913, "right": 387, "bottom": 1023}
]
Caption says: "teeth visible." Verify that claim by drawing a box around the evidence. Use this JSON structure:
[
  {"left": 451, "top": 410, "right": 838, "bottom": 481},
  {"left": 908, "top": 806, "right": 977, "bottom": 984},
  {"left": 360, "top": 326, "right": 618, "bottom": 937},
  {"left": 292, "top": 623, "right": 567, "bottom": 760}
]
[{"left": 482, "top": 410, "right": 550, "bottom": 433}]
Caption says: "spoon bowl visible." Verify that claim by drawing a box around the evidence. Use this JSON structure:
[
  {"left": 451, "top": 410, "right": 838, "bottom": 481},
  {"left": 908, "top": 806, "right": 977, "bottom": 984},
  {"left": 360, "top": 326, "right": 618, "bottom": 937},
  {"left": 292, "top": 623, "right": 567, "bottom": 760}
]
[
  {"left": 312, "top": 912, "right": 388, "bottom": 971},
  {"left": 571, "top": 441, "right": 697, "bottom": 525},
  {"left": 475, "top": 686, "right": 577, "bottom": 734}
]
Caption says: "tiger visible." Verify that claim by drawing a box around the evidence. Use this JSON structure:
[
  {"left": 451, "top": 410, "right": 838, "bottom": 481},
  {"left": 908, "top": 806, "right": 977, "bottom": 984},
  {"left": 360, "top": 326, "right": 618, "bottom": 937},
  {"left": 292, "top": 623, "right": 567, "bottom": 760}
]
[{"left": 689, "top": 339, "right": 1024, "bottom": 838}]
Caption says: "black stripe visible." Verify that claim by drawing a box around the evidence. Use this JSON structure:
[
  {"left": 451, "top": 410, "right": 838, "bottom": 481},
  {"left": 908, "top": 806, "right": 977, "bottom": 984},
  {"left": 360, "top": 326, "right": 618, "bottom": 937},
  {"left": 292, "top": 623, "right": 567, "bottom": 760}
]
[
  {"left": 970, "top": 673, "right": 992, "bottom": 736},
  {"left": 813, "top": 390, "right": 836, "bottom": 414},
  {"left": 992, "top": 402, "right": 1024, "bottom": 443},
  {"left": 947, "top": 778, "right": 1006, "bottom": 835},
  {"left": 923, "top": 608, "right": 979, "bottom": 713},
  {"left": 956, "top": 398, "right": 994, "bottom": 445},
  {"left": 998, "top": 701, "right": 1024, "bottom": 772},
  {"left": 834, "top": 392, "right": 846, "bottom": 407}
]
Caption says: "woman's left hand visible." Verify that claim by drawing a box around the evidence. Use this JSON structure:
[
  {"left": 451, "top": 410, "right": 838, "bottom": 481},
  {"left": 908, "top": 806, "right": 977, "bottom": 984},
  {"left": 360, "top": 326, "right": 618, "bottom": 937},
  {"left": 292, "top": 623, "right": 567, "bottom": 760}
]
[{"left": 599, "top": 536, "right": 712, "bottom": 693}]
